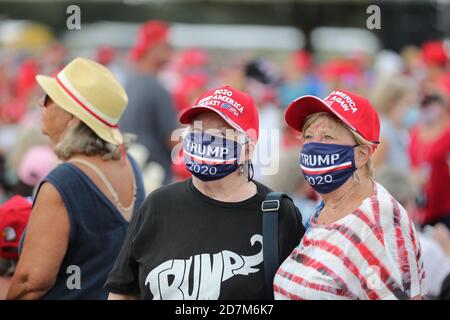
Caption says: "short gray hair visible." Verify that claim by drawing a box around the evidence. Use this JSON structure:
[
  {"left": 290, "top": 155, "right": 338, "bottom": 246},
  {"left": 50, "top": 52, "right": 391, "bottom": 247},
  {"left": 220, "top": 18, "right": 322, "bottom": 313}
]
[{"left": 55, "top": 121, "right": 134, "bottom": 161}]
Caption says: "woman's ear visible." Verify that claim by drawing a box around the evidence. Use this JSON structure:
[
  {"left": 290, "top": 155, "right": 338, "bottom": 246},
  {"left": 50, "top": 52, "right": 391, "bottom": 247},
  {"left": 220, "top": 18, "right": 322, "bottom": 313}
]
[
  {"left": 355, "top": 145, "right": 372, "bottom": 169},
  {"left": 61, "top": 115, "right": 79, "bottom": 137},
  {"left": 66, "top": 114, "right": 79, "bottom": 128}
]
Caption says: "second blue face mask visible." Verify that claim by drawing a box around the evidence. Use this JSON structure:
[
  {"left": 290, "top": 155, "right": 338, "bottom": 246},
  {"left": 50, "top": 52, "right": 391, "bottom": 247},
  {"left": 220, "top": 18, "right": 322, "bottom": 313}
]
[
  {"left": 183, "top": 132, "right": 242, "bottom": 182},
  {"left": 300, "top": 142, "right": 357, "bottom": 194}
]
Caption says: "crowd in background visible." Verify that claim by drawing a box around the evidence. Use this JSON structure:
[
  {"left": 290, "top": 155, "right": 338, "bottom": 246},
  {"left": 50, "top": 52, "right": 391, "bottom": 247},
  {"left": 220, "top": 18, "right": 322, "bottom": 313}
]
[{"left": 0, "top": 20, "right": 450, "bottom": 299}]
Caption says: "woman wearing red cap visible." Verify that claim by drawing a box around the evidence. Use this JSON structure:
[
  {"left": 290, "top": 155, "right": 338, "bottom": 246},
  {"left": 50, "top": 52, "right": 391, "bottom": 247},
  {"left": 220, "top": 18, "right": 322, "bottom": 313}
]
[
  {"left": 105, "top": 85, "right": 304, "bottom": 300},
  {"left": 274, "top": 90, "right": 426, "bottom": 300}
]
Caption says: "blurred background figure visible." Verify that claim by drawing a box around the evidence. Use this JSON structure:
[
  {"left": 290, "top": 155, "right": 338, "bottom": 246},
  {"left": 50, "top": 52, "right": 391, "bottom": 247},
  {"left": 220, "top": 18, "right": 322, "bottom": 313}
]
[
  {"left": 371, "top": 74, "right": 419, "bottom": 169},
  {"left": 164, "top": 48, "right": 209, "bottom": 97},
  {"left": 244, "top": 58, "right": 282, "bottom": 184},
  {"left": 95, "top": 45, "right": 126, "bottom": 85},
  {"left": 1, "top": 126, "right": 53, "bottom": 205},
  {"left": 421, "top": 41, "right": 450, "bottom": 97},
  {"left": 317, "top": 58, "right": 365, "bottom": 94},
  {"left": 172, "top": 72, "right": 208, "bottom": 114},
  {"left": 278, "top": 50, "right": 325, "bottom": 109},
  {"left": 0, "top": 195, "right": 31, "bottom": 300},
  {"left": 119, "top": 20, "right": 179, "bottom": 186},
  {"left": 375, "top": 166, "right": 450, "bottom": 299},
  {"left": 409, "top": 94, "right": 450, "bottom": 229},
  {"left": 13, "top": 145, "right": 57, "bottom": 199}
]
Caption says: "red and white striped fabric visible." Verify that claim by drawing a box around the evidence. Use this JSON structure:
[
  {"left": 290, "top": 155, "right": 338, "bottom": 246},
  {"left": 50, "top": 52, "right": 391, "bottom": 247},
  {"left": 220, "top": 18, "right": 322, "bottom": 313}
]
[{"left": 274, "top": 181, "right": 427, "bottom": 300}]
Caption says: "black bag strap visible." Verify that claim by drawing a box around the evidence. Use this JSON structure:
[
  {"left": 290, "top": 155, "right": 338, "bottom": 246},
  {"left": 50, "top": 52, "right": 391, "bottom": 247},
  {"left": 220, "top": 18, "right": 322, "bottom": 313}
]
[{"left": 262, "top": 191, "right": 292, "bottom": 300}]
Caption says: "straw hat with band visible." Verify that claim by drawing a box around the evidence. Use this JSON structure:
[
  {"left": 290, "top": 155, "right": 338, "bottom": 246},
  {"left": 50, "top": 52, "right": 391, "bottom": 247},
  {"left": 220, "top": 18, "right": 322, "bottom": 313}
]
[{"left": 36, "top": 57, "right": 128, "bottom": 158}]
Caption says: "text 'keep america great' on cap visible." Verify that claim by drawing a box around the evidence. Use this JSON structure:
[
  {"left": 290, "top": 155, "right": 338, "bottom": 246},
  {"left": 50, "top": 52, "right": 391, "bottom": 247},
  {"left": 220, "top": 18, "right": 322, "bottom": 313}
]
[{"left": 179, "top": 85, "right": 259, "bottom": 143}]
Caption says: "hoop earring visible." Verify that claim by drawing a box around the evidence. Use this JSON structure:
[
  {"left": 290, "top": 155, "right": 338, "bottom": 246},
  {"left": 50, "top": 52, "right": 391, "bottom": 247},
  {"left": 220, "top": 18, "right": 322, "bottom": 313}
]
[
  {"left": 353, "top": 171, "right": 361, "bottom": 184},
  {"left": 247, "top": 161, "right": 254, "bottom": 182}
]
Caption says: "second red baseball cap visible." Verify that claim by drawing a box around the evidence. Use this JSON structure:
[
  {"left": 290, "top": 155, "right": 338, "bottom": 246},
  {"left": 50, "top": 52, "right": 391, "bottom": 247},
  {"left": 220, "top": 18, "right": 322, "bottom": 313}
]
[
  {"left": 130, "top": 20, "right": 169, "bottom": 61},
  {"left": 179, "top": 85, "right": 259, "bottom": 142},
  {"left": 421, "top": 40, "right": 448, "bottom": 67},
  {"left": 285, "top": 89, "right": 380, "bottom": 144},
  {"left": 0, "top": 195, "right": 32, "bottom": 260}
]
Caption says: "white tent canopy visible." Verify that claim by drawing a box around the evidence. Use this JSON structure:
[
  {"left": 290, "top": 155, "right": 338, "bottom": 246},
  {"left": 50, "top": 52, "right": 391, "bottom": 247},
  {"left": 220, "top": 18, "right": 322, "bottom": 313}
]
[
  {"left": 170, "top": 23, "right": 304, "bottom": 50},
  {"left": 61, "top": 21, "right": 304, "bottom": 51},
  {"left": 310, "top": 27, "right": 381, "bottom": 55}
]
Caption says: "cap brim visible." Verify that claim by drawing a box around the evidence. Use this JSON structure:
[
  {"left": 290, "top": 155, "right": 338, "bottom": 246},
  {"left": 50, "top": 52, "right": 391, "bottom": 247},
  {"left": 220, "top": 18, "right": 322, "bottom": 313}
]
[
  {"left": 179, "top": 105, "right": 245, "bottom": 134},
  {"left": 284, "top": 95, "right": 356, "bottom": 132},
  {"left": 36, "top": 75, "right": 123, "bottom": 145}
]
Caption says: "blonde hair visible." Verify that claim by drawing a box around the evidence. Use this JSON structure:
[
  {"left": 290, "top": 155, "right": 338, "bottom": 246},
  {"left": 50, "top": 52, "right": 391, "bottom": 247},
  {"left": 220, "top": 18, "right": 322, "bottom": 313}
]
[
  {"left": 302, "top": 112, "right": 374, "bottom": 178},
  {"left": 55, "top": 121, "right": 134, "bottom": 161},
  {"left": 371, "top": 75, "right": 415, "bottom": 115}
]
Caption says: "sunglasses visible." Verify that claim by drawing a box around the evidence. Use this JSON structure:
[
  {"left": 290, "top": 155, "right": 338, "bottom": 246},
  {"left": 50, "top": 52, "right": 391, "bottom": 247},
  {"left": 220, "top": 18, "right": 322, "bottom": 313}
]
[{"left": 39, "top": 94, "right": 50, "bottom": 108}]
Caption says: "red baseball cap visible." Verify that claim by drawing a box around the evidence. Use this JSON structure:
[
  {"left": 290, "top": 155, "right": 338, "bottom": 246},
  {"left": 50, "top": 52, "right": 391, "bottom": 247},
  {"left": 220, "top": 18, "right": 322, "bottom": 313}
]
[
  {"left": 422, "top": 40, "right": 448, "bottom": 67},
  {"left": 179, "top": 85, "right": 259, "bottom": 142},
  {"left": 0, "top": 196, "right": 32, "bottom": 260},
  {"left": 130, "top": 20, "right": 169, "bottom": 61},
  {"left": 178, "top": 48, "right": 209, "bottom": 70},
  {"left": 285, "top": 89, "right": 380, "bottom": 144}
]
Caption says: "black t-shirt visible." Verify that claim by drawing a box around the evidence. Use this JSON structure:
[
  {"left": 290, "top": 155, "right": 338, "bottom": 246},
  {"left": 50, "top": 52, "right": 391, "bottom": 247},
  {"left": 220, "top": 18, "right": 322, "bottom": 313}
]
[{"left": 104, "top": 179, "right": 305, "bottom": 300}]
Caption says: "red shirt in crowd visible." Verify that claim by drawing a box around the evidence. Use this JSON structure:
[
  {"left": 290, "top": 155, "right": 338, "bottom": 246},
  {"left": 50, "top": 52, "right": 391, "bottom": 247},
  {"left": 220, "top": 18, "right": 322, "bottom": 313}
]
[{"left": 409, "top": 125, "right": 450, "bottom": 224}]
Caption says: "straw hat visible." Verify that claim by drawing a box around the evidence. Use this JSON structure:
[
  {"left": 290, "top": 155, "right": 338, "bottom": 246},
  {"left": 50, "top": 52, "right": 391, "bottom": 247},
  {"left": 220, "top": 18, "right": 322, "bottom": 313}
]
[{"left": 36, "top": 57, "right": 128, "bottom": 145}]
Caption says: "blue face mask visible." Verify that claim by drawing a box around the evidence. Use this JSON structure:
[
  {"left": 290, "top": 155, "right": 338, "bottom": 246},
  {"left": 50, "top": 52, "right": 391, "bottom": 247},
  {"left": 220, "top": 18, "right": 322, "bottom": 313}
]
[
  {"left": 300, "top": 142, "right": 357, "bottom": 194},
  {"left": 402, "top": 107, "right": 420, "bottom": 129},
  {"left": 183, "top": 132, "right": 242, "bottom": 182}
]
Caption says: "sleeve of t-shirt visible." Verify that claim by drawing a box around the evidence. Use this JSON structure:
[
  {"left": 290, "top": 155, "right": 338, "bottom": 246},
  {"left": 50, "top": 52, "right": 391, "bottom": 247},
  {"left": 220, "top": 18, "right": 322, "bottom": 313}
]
[
  {"left": 278, "top": 198, "right": 305, "bottom": 263},
  {"left": 153, "top": 87, "right": 178, "bottom": 141},
  {"left": 104, "top": 204, "right": 144, "bottom": 296}
]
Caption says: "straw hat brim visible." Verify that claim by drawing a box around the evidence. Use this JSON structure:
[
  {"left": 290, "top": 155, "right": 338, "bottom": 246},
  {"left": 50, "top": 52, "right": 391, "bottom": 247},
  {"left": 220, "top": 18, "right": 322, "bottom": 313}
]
[{"left": 36, "top": 75, "right": 123, "bottom": 145}]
